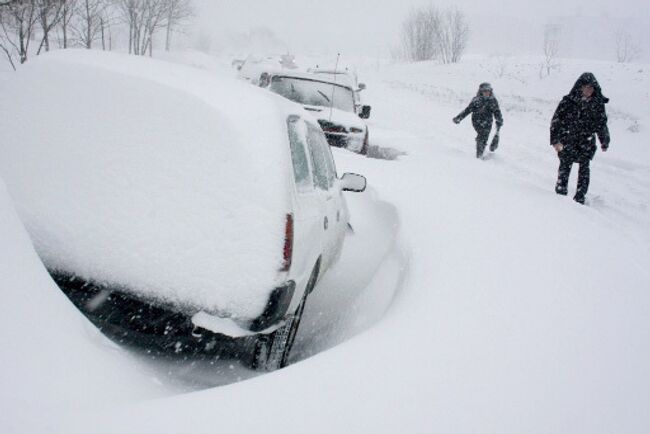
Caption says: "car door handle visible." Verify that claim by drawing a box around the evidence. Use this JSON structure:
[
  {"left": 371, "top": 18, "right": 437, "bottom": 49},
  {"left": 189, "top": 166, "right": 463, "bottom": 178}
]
[{"left": 324, "top": 216, "right": 329, "bottom": 230}]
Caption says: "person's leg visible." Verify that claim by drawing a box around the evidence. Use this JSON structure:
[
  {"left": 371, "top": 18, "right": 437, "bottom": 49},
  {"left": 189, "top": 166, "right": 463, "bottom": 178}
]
[
  {"left": 575, "top": 158, "right": 591, "bottom": 204},
  {"left": 476, "top": 129, "right": 489, "bottom": 158},
  {"left": 555, "top": 156, "right": 572, "bottom": 195}
]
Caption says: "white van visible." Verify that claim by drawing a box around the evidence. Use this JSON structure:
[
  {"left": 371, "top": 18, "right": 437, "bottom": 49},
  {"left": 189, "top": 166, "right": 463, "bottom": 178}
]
[{"left": 0, "top": 51, "right": 366, "bottom": 371}]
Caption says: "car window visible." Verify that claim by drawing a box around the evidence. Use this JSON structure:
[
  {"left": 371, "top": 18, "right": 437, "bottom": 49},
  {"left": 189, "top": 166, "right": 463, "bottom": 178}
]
[
  {"left": 269, "top": 76, "right": 356, "bottom": 113},
  {"left": 306, "top": 123, "right": 335, "bottom": 190},
  {"left": 287, "top": 116, "right": 313, "bottom": 191},
  {"left": 320, "top": 134, "right": 338, "bottom": 183}
]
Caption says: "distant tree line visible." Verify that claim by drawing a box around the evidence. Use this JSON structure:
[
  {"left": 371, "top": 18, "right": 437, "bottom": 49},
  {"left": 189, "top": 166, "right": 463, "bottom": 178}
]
[
  {"left": 396, "top": 4, "right": 469, "bottom": 64},
  {"left": 0, "top": 0, "right": 192, "bottom": 70},
  {"left": 538, "top": 22, "right": 642, "bottom": 77}
]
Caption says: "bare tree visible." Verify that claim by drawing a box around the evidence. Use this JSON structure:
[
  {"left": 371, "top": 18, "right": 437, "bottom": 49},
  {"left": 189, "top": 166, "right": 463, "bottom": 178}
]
[
  {"left": 0, "top": 8, "right": 14, "bottom": 68},
  {"left": 58, "top": 0, "right": 76, "bottom": 48},
  {"left": 118, "top": 0, "right": 169, "bottom": 56},
  {"left": 144, "top": 0, "right": 168, "bottom": 55},
  {"left": 71, "top": 0, "right": 110, "bottom": 49},
  {"left": 399, "top": 5, "right": 440, "bottom": 62},
  {"left": 542, "top": 23, "right": 561, "bottom": 77},
  {"left": 398, "top": 4, "right": 469, "bottom": 64},
  {"left": 0, "top": 0, "right": 193, "bottom": 66},
  {"left": 164, "top": 0, "right": 191, "bottom": 51},
  {"left": 615, "top": 29, "right": 641, "bottom": 63},
  {"left": 438, "top": 7, "right": 468, "bottom": 64},
  {"left": 36, "top": 0, "right": 64, "bottom": 54},
  {"left": 0, "top": 1, "right": 39, "bottom": 68},
  {"left": 117, "top": 0, "right": 135, "bottom": 53}
]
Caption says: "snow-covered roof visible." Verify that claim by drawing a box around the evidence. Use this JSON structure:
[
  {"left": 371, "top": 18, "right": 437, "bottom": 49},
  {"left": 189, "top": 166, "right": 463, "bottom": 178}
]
[
  {"left": 268, "top": 69, "right": 357, "bottom": 90},
  {"left": 0, "top": 50, "right": 304, "bottom": 320}
]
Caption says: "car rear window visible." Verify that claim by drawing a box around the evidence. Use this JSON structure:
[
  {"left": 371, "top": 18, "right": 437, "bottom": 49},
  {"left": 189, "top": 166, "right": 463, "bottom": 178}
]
[
  {"left": 287, "top": 116, "right": 313, "bottom": 190},
  {"left": 306, "top": 123, "right": 335, "bottom": 190}
]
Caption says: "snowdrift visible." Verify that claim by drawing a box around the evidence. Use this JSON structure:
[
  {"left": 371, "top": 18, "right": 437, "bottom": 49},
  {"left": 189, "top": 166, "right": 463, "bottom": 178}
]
[
  {"left": 0, "top": 178, "right": 168, "bottom": 433},
  {"left": 0, "top": 50, "right": 301, "bottom": 320}
]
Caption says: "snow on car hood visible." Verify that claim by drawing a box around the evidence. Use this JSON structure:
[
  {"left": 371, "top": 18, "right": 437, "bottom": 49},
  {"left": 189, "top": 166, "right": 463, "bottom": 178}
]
[
  {"left": 303, "top": 105, "right": 366, "bottom": 132},
  {"left": 0, "top": 50, "right": 296, "bottom": 321}
]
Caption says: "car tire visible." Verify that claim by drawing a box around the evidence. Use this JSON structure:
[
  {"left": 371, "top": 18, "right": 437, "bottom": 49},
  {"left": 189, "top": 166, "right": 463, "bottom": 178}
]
[{"left": 250, "top": 261, "right": 320, "bottom": 371}]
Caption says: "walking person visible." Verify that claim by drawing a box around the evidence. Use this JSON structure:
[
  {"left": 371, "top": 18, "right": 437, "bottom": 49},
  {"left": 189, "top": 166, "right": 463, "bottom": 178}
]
[
  {"left": 550, "top": 72, "right": 610, "bottom": 204},
  {"left": 453, "top": 82, "right": 504, "bottom": 158}
]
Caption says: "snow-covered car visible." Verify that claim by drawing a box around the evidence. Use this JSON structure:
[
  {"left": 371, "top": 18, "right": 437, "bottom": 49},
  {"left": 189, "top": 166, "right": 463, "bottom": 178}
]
[
  {"left": 0, "top": 50, "right": 367, "bottom": 371},
  {"left": 308, "top": 65, "right": 367, "bottom": 100},
  {"left": 258, "top": 70, "right": 372, "bottom": 154}
]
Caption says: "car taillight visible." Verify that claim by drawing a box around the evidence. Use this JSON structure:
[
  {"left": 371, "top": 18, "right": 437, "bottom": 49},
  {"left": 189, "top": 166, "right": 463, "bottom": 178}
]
[{"left": 281, "top": 214, "right": 294, "bottom": 272}]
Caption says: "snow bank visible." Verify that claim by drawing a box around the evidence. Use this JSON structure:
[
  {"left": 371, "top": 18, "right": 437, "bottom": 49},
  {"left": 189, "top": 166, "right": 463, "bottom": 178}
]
[
  {"left": 155, "top": 49, "right": 234, "bottom": 76},
  {"left": 0, "top": 178, "right": 169, "bottom": 433},
  {"left": 0, "top": 50, "right": 299, "bottom": 320}
]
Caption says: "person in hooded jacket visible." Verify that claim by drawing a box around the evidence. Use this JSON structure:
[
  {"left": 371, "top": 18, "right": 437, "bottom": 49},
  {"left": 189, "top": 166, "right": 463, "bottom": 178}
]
[
  {"left": 550, "top": 72, "right": 610, "bottom": 204},
  {"left": 453, "top": 82, "right": 504, "bottom": 158}
]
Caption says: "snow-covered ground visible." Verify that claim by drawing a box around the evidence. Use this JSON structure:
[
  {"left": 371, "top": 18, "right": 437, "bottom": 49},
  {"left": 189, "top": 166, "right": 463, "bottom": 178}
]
[{"left": 1, "top": 51, "right": 649, "bottom": 434}]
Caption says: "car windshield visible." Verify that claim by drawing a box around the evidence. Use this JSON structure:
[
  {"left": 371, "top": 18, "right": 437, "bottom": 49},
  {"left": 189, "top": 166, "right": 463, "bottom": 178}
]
[{"left": 270, "top": 76, "right": 355, "bottom": 113}]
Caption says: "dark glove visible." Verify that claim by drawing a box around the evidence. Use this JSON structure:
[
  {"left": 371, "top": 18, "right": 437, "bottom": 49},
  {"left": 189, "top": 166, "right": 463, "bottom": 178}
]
[
  {"left": 601, "top": 143, "right": 609, "bottom": 152},
  {"left": 453, "top": 117, "right": 461, "bottom": 124}
]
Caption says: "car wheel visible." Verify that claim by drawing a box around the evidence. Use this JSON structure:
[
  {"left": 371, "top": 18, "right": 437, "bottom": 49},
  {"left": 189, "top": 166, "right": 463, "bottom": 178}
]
[{"left": 250, "top": 262, "right": 319, "bottom": 371}]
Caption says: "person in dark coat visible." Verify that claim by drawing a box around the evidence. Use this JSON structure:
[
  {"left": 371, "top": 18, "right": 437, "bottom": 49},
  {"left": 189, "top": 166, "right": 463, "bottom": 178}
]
[
  {"left": 550, "top": 72, "right": 610, "bottom": 204},
  {"left": 453, "top": 82, "right": 504, "bottom": 158}
]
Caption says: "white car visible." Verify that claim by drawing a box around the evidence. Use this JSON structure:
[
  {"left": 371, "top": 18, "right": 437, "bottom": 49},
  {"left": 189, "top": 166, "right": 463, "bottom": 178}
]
[
  {"left": 257, "top": 70, "right": 372, "bottom": 155},
  {"left": 0, "top": 51, "right": 366, "bottom": 371}
]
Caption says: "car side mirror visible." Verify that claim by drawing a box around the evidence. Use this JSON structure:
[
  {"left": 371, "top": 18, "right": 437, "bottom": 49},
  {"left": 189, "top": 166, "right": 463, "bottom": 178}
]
[
  {"left": 341, "top": 173, "right": 367, "bottom": 192},
  {"left": 357, "top": 83, "right": 366, "bottom": 91},
  {"left": 258, "top": 72, "right": 270, "bottom": 88},
  {"left": 359, "top": 105, "right": 371, "bottom": 119}
]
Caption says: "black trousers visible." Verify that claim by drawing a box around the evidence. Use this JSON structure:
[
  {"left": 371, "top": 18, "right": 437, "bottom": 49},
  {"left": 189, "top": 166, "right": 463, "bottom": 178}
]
[
  {"left": 475, "top": 128, "right": 491, "bottom": 158},
  {"left": 556, "top": 155, "right": 591, "bottom": 199}
]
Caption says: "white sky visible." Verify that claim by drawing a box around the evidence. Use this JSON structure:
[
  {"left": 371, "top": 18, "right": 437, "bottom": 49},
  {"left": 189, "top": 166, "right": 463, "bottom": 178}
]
[{"left": 194, "top": 0, "right": 649, "bottom": 60}]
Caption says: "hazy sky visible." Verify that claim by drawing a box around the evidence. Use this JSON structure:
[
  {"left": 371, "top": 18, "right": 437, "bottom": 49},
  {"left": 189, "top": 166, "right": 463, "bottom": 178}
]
[{"left": 194, "top": 0, "right": 649, "bottom": 60}]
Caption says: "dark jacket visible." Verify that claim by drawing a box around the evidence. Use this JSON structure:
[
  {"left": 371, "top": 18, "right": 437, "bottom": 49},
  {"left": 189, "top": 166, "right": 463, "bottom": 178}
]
[
  {"left": 456, "top": 91, "right": 504, "bottom": 132},
  {"left": 550, "top": 72, "right": 610, "bottom": 160}
]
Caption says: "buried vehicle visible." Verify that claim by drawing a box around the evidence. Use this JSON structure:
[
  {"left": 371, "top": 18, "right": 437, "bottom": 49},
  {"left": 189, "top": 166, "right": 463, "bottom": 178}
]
[
  {"left": 0, "top": 51, "right": 366, "bottom": 371},
  {"left": 258, "top": 70, "right": 372, "bottom": 155}
]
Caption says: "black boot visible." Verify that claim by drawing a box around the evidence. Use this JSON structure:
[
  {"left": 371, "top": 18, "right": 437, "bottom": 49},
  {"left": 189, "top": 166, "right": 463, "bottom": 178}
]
[
  {"left": 476, "top": 142, "right": 486, "bottom": 159},
  {"left": 556, "top": 158, "right": 571, "bottom": 196},
  {"left": 576, "top": 159, "right": 591, "bottom": 199}
]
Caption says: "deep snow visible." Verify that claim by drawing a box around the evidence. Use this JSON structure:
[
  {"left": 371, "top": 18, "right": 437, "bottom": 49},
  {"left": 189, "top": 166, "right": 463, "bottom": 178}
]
[
  {"left": 0, "top": 180, "right": 173, "bottom": 433},
  {"left": 1, "top": 51, "right": 649, "bottom": 434}
]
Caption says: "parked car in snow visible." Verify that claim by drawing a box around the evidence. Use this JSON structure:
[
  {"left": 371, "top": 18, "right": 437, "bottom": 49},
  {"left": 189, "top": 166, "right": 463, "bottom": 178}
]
[
  {"left": 307, "top": 65, "right": 367, "bottom": 104},
  {"left": 256, "top": 70, "right": 372, "bottom": 155},
  {"left": 237, "top": 54, "right": 287, "bottom": 85},
  {"left": 0, "top": 51, "right": 367, "bottom": 371}
]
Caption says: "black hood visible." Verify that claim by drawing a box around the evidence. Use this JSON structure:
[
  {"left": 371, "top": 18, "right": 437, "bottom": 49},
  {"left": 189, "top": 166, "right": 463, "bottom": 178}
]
[
  {"left": 476, "top": 82, "right": 494, "bottom": 97},
  {"left": 568, "top": 72, "right": 609, "bottom": 103}
]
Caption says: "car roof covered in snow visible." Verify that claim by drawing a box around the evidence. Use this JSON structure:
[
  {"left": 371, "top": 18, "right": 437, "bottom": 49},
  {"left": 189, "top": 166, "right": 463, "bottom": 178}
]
[
  {"left": 266, "top": 69, "right": 357, "bottom": 90},
  {"left": 0, "top": 50, "right": 308, "bottom": 320},
  {"left": 308, "top": 69, "right": 359, "bottom": 88}
]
